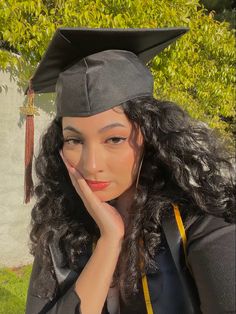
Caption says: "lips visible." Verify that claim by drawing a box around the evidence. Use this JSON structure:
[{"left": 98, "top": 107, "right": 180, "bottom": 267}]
[{"left": 85, "top": 179, "right": 110, "bottom": 191}]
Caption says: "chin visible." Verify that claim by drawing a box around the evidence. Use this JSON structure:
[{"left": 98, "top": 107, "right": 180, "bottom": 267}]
[
  {"left": 94, "top": 184, "right": 134, "bottom": 203},
  {"left": 94, "top": 190, "right": 122, "bottom": 203}
]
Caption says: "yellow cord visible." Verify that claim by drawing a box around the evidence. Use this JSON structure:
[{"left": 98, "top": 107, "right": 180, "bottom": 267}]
[
  {"left": 91, "top": 204, "right": 186, "bottom": 314},
  {"left": 141, "top": 273, "right": 154, "bottom": 314},
  {"left": 140, "top": 238, "right": 154, "bottom": 314},
  {"left": 140, "top": 204, "right": 187, "bottom": 314},
  {"left": 173, "top": 204, "right": 187, "bottom": 262}
]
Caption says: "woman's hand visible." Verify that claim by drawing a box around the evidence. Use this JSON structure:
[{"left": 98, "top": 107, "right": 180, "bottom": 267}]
[{"left": 60, "top": 150, "right": 125, "bottom": 241}]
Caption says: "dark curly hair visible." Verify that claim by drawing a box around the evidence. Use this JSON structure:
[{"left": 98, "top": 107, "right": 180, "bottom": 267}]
[{"left": 30, "top": 96, "right": 235, "bottom": 303}]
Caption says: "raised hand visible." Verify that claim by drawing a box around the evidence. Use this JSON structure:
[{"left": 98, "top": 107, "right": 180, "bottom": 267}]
[{"left": 60, "top": 150, "right": 125, "bottom": 241}]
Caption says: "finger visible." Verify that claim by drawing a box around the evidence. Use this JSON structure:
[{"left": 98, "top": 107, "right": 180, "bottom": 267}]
[
  {"left": 68, "top": 170, "right": 106, "bottom": 226},
  {"left": 60, "top": 150, "right": 87, "bottom": 191},
  {"left": 68, "top": 172, "right": 88, "bottom": 204},
  {"left": 60, "top": 150, "right": 101, "bottom": 209},
  {"left": 60, "top": 151, "right": 95, "bottom": 196},
  {"left": 60, "top": 150, "right": 85, "bottom": 199},
  {"left": 60, "top": 150, "right": 74, "bottom": 171},
  {"left": 60, "top": 150, "right": 86, "bottom": 185},
  {"left": 71, "top": 167, "right": 103, "bottom": 209}
]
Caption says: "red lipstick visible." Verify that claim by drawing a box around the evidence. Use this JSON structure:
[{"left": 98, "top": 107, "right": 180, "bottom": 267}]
[{"left": 85, "top": 180, "right": 110, "bottom": 191}]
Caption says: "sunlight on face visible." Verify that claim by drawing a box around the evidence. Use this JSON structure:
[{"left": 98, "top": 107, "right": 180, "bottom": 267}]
[{"left": 62, "top": 106, "right": 144, "bottom": 202}]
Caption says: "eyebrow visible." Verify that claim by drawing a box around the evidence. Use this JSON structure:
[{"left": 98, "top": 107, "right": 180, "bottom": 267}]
[{"left": 63, "top": 123, "right": 126, "bottom": 135}]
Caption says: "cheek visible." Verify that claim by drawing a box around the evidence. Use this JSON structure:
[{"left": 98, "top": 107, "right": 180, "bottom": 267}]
[
  {"left": 62, "top": 146, "right": 81, "bottom": 167},
  {"left": 111, "top": 146, "right": 140, "bottom": 179}
]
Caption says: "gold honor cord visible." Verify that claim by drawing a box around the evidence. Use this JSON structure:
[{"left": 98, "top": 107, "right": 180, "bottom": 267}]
[
  {"left": 141, "top": 204, "right": 187, "bottom": 314},
  {"left": 91, "top": 204, "right": 186, "bottom": 314},
  {"left": 141, "top": 272, "right": 154, "bottom": 314},
  {"left": 173, "top": 204, "right": 188, "bottom": 263},
  {"left": 140, "top": 239, "right": 154, "bottom": 314}
]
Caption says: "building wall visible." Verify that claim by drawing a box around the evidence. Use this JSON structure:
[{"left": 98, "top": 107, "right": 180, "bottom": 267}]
[{"left": 0, "top": 69, "right": 55, "bottom": 267}]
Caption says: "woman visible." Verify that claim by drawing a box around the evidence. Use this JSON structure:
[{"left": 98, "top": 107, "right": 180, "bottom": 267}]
[{"left": 25, "top": 28, "right": 235, "bottom": 314}]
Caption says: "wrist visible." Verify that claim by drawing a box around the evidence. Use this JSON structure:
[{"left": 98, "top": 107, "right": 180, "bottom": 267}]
[{"left": 98, "top": 235, "right": 124, "bottom": 251}]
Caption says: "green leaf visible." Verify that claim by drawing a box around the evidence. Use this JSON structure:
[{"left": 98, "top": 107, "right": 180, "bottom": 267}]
[{"left": 0, "top": 0, "right": 234, "bottom": 141}]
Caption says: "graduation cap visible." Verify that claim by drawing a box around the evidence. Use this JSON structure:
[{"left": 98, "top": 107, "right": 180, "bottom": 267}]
[{"left": 21, "top": 27, "right": 189, "bottom": 202}]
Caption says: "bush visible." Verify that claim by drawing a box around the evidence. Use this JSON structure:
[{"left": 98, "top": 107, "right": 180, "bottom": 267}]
[{"left": 0, "top": 0, "right": 235, "bottom": 142}]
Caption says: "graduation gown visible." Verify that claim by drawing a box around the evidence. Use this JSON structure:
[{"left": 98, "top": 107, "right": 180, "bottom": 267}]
[{"left": 25, "top": 212, "right": 235, "bottom": 314}]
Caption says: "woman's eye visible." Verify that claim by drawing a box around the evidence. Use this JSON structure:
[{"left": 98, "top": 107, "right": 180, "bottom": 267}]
[
  {"left": 106, "top": 137, "right": 127, "bottom": 144},
  {"left": 63, "top": 138, "right": 83, "bottom": 145}
]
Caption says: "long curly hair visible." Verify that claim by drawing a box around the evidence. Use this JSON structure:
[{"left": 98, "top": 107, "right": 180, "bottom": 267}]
[{"left": 30, "top": 96, "right": 235, "bottom": 303}]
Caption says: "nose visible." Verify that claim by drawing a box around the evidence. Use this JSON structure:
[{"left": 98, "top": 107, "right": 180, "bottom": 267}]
[{"left": 79, "top": 143, "right": 104, "bottom": 176}]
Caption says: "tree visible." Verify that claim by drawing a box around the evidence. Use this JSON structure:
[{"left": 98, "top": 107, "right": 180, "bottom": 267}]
[{"left": 0, "top": 0, "right": 235, "bottom": 143}]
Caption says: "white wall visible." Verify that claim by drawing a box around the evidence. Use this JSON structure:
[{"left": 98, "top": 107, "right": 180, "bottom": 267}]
[{"left": 0, "top": 68, "right": 55, "bottom": 267}]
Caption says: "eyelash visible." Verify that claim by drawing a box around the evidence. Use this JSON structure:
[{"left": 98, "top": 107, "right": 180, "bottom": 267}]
[
  {"left": 63, "top": 137, "right": 127, "bottom": 145},
  {"left": 64, "top": 138, "right": 82, "bottom": 145}
]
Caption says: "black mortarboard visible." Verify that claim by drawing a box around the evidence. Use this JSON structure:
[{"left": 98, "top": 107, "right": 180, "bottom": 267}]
[
  {"left": 22, "top": 27, "right": 189, "bottom": 202},
  {"left": 28, "top": 27, "right": 189, "bottom": 116}
]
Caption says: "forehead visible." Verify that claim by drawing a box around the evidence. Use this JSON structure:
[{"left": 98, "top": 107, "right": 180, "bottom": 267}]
[{"left": 62, "top": 106, "right": 132, "bottom": 129}]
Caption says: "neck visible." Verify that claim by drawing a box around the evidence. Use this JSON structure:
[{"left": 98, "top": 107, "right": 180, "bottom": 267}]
[{"left": 109, "top": 185, "right": 136, "bottom": 224}]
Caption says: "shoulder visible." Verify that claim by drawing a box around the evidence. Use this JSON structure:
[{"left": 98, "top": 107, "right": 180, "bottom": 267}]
[
  {"left": 184, "top": 214, "right": 235, "bottom": 313},
  {"left": 186, "top": 213, "right": 235, "bottom": 251},
  {"left": 185, "top": 213, "right": 235, "bottom": 274}
]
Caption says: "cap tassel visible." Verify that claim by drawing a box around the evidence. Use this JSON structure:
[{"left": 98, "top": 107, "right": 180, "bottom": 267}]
[
  {"left": 24, "top": 114, "right": 34, "bottom": 203},
  {"left": 20, "top": 81, "right": 39, "bottom": 203}
]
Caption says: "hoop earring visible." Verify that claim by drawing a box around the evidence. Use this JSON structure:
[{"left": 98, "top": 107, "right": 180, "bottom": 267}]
[{"left": 136, "top": 154, "right": 144, "bottom": 189}]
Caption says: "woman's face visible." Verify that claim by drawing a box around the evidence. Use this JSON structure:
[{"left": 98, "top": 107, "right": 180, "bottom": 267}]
[{"left": 62, "top": 106, "right": 144, "bottom": 202}]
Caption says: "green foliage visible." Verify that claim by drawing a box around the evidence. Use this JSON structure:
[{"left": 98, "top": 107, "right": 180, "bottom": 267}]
[
  {"left": 215, "top": 9, "right": 236, "bottom": 29},
  {"left": 0, "top": 0, "right": 235, "bottom": 142},
  {"left": 200, "top": 0, "right": 232, "bottom": 12},
  {"left": 0, "top": 265, "right": 32, "bottom": 314},
  {"left": 200, "top": 0, "right": 236, "bottom": 29}
]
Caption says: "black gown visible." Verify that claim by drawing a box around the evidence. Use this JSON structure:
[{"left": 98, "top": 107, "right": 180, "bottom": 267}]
[{"left": 25, "top": 213, "right": 235, "bottom": 314}]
